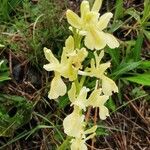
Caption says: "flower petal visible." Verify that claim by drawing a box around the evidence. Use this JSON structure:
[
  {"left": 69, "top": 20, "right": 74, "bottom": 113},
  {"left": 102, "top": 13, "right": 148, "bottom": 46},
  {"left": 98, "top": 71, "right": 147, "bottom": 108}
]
[
  {"left": 87, "top": 89, "right": 100, "bottom": 106},
  {"left": 84, "top": 27, "right": 106, "bottom": 50},
  {"left": 72, "top": 86, "right": 89, "bottom": 111},
  {"left": 43, "top": 63, "right": 59, "bottom": 71},
  {"left": 43, "top": 47, "right": 58, "bottom": 63},
  {"left": 62, "top": 62, "right": 77, "bottom": 81},
  {"left": 66, "top": 10, "right": 82, "bottom": 29},
  {"left": 68, "top": 82, "right": 76, "bottom": 103},
  {"left": 97, "top": 62, "right": 111, "bottom": 77},
  {"left": 104, "top": 33, "right": 119, "bottom": 49},
  {"left": 65, "top": 36, "right": 74, "bottom": 52},
  {"left": 48, "top": 73, "right": 67, "bottom": 99},
  {"left": 98, "top": 12, "right": 113, "bottom": 30},
  {"left": 91, "top": 0, "right": 102, "bottom": 12},
  {"left": 63, "top": 107, "right": 85, "bottom": 138},
  {"left": 102, "top": 76, "right": 118, "bottom": 96},
  {"left": 80, "top": 0, "right": 90, "bottom": 19},
  {"left": 99, "top": 105, "right": 109, "bottom": 120},
  {"left": 84, "top": 12, "right": 99, "bottom": 25},
  {"left": 94, "top": 50, "right": 104, "bottom": 66},
  {"left": 88, "top": 89, "right": 109, "bottom": 107},
  {"left": 71, "top": 138, "right": 87, "bottom": 150}
]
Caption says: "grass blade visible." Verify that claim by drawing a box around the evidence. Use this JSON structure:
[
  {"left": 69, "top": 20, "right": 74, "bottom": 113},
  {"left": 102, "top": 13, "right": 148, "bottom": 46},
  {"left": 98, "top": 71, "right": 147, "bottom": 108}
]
[
  {"left": 124, "top": 73, "right": 150, "bottom": 86},
  {"left": 114, "top": 0, "right": 124, "bottom": 20},
  {"left": 132, "top": 33, "right": 144, "bottom": 61},
  {"left": 111, "top": 61, "right": 141, "bottom": 79},
  {"left": 107, "top": 47, "right": 120, "bottom": 66}
]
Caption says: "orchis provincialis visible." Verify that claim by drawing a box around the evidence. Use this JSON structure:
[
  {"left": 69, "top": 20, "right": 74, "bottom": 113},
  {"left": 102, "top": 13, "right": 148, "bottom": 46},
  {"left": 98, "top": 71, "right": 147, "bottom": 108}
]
[
  {"left": 63, "top": 106, "right": 97, "bottom": 150},
  {"left": 66, "top": 0, "right": 119, "bottom": 50},
  {"left": 70, "top": 125, "right": 97, "bottom": 150},
  {"left": 43, "top": 0, "right": 120, "bottom": 149},
  {"left": 67, "top": 82, "right": 110, "bottom": 120},
  {"left": 43, "top": 36, "right": 87, "bottom": 99},
  {"left": 78, "top": 50, "right": 118, "bottom": 96}
]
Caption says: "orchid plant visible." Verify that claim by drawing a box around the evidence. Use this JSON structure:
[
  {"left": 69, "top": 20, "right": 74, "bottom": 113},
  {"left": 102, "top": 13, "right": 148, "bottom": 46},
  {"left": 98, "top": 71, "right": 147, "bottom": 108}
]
[{"left": 43, "top": 0, "right": 119, "bottom": 149}]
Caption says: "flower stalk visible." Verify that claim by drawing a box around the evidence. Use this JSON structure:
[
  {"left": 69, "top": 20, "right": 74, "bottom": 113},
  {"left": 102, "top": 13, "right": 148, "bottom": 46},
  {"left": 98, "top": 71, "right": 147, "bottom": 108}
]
[{"left": 43, "top": 0, "right": 119, "bottom": 149}]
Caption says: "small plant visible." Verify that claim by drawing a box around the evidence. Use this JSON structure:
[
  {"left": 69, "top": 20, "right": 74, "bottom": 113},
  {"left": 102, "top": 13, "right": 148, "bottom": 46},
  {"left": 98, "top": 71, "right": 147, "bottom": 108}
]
[
  {"left": 0, "top": 46, "right": 34, "bottom": 138},
  {"left": 0, "top": 94, "right": 33, "bottom": 137},
  {"left": 43, "top": 0, "right": 119, "bottom": 149}
]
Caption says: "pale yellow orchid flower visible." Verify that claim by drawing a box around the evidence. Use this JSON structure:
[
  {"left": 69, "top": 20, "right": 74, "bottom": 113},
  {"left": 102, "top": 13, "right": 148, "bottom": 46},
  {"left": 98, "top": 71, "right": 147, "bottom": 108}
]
[
  {"left": 43, "top": 47, "right": 77, "bottom": 99},
  {"left": 71, "top": 138, "right": 87, "bottom": 150},
  {"left": 63, "top": 106, "right": 85, "bottom": 138},
  {"left": 66, "top": 0, "right": 119, "bottom": 50},
  {"left": 43, "top": 47, "right": 77, "bottom": 81},
  {"left": 87, "top": 87, "right": 109, "bottom": 120},
  {"left": 43, "top": 35, "right": 88, "bottom": 99},
  {"left": 64, "top": 36, "right": 88, "bottom": 69},
  {"left": 78, "top": 50, "right": 118, "bottom": 96},
  {"left": 70, "top": 125, "right": 97, "bottom": 150},
  {"left": 68, "top": 82, "right": 89, "bottom": 111}
]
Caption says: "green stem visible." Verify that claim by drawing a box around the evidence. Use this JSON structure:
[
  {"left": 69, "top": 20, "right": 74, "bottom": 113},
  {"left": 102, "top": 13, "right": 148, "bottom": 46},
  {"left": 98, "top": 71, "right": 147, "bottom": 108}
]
[
  {"left": 73, "top": 29, "right": 82, "bottom": 49},
  {"left": 74, "top": 78, "right": 80, "bottom": 94},
  {"left": 79, "top": 75, "right": 86, "bottom": 88},
  {"left": 57, "top": 136, "right": 72, "bottom": 150}
]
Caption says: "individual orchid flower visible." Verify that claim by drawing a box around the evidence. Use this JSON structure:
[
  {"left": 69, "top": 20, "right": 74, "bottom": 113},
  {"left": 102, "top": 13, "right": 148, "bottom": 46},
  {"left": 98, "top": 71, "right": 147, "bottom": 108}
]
[
  {"left": 87, "top": 86, "right": 109, "bottom": 120},
  {"left": 68, "top": 82, "right": 89, "bottom": 111},
  {"left": 78, "top": 50, "right": 118, "bottom": 96},
  {"left": 66, "top": 0, "right": 119, "bottom": 50},
  {"left": 64, "top": 36, "right": 88, "bottom": 69},
  {"left": 70, "top": 138, "right": 87, "bottom": 150},
  {"left": 43, "top": 47, "right": 77, "bottom": 99},
  {"left": 43, "top": 47, "right": 77, "bottom": 80},
  {"left": 70, "top": 125, "right": 97, "bottom": 150},
  {"left": 63, "top": 106, "right": 85, "bottom": 138}
]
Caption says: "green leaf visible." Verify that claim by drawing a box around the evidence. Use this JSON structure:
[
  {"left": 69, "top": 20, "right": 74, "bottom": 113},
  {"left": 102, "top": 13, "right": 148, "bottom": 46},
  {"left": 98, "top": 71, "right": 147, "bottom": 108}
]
[
  {"left": 142, "top": 0, "right": 150, "bottom": 23},
  {"left": 125, "top": 8, "right": 141, "bottom": 23},
  {"left": 26, "top": 125, "right": 54, "bottom": 139},
  {"left": 111, "top": 61, "right": 141, "bottom": 79},
  {"left": 114, "top": 0, "right": 124, "bottom": 20},
  {"left": 57, "top": 136, "right": 71, "bottom": 150},
  {"left": 106, "top": 97, "right": 116, "bottom": 112},
  {"left": 143, "top": 30, "right": 150, "bottom": 40},
  {"left": 58, "top": 95, "right": 70, "bottom": 109},
  {"left": 138, "top": 61, "right": 150, "bottom": 69},
  {"left": 96, "top": 126, "right": 109, "bottom": 136},
  {"left": 0, "top": 76, "right": 11, "bottom": 82},
  {"left": 107, "top": 47, "right": 120, "bottom": 66},
  {"left": 124, "top": 73, "right": 150, "bottom": 86},
  {"left": 110, "top": 20, "right": 123, "bottom": 32},
  {"left": 132, "top": 33, "right": 143, "bottom": 61}
]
